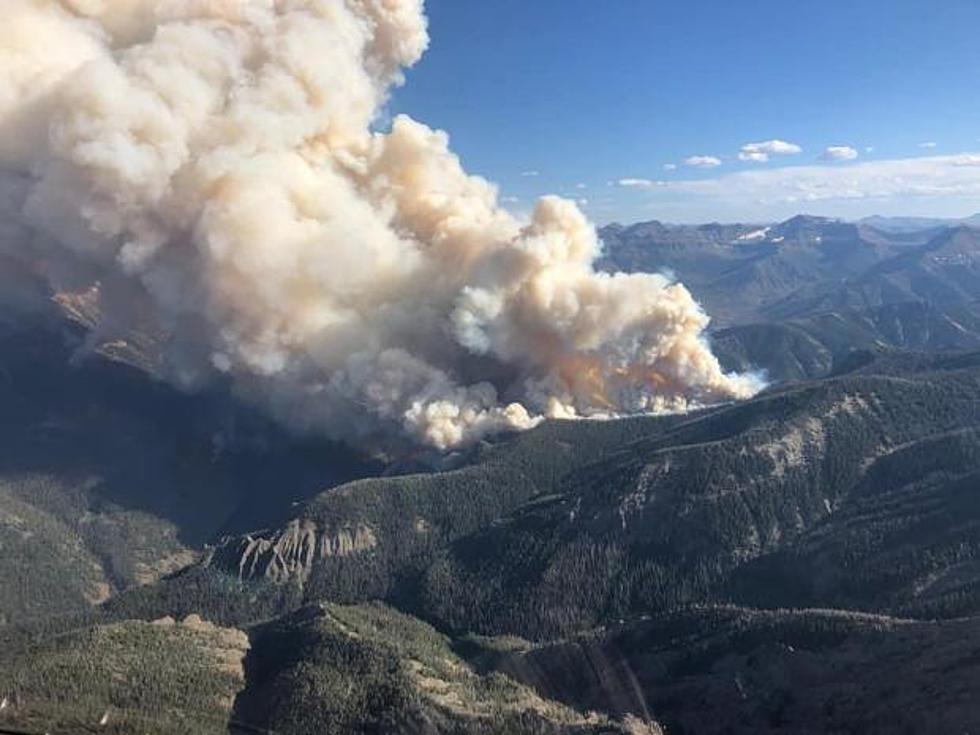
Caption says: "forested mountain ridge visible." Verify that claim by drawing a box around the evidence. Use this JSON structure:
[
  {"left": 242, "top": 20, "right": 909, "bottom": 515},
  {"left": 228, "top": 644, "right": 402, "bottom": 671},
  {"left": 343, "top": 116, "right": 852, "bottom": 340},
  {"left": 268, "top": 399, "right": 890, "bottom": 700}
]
[
  {"left": 63, "top": 347, "right": 979, "bottom": 735},
  {"left": 712, "top": 299, "right": 980, "bottom": 382},
  {"left": 191, "top": 351, "right": 980, "bottom": 643},
  {"left": 487, "top": 605, "right": 980, "bottom": 735}
]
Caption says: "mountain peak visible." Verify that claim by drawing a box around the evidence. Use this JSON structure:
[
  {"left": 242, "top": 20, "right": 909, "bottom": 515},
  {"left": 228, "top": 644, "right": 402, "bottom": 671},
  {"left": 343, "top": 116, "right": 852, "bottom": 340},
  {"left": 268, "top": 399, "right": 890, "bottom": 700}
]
[
  {"left": 769, "top": 214, "right": 850, "bottom": 243},
  {"left": 776, "top": 214, "right": 836, "bottom": 230}
]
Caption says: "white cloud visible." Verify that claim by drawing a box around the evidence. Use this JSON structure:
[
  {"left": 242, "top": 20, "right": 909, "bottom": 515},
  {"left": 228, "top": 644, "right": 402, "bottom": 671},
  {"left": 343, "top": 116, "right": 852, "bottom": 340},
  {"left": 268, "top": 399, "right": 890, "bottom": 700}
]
[
  {"left": 575, "top": 182, "right": 588, "bottom": 190},
  {"left": 658, "top": 153, "right": 980, "bottom": 210},
  {"left": 577, "top": 198, "right": 589, "bottom": 206},
  {"left": 617, "top": 177, "right": 656, "bottom": 189},
  {"left": 820, "top": 145, "right": 859, "bottom": 162},
  {"left": 663, "top": 163, "right": 677, "bottom": 172},
  {"left": 738, "top": 150, "right": 769, "bottom": 163},
  {"left": 520, "top": 170, "right": 540, "bottom": 177},
  {"left": 738, "top": 139, "right": 802, "bottom": 163},
  {"left": 685, "top": 155, "right": 723, "bottom": 169},
  {"left": 919, "top": 142, "right": 938, "bottom": 149},
  {"left": 865, "top": 146, "right": 874, "bottom": 154},
  {"left": 500, "top": 195, "right": 520, "bottom": 204}
]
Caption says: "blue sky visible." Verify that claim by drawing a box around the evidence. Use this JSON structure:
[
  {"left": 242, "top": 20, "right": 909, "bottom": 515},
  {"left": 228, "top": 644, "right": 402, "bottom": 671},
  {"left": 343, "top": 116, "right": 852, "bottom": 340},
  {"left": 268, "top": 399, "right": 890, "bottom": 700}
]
[{"left": 390, "top": 0, "right": 980, "bottom": 224}]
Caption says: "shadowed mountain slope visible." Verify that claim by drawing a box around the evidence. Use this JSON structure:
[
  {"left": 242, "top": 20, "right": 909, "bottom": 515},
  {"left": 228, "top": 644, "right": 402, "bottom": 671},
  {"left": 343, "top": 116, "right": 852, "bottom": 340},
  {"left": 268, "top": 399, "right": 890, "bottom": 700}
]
[{"left": 0, "top": 320, "right": 378, "bottom": 625}]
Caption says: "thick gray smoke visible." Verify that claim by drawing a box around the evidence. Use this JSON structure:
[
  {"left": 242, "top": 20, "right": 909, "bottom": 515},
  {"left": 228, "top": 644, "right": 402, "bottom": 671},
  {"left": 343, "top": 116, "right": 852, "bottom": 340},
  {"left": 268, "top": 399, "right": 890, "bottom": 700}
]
[{"left": 0, "top": 0, "right": 761, "bottom": 450}]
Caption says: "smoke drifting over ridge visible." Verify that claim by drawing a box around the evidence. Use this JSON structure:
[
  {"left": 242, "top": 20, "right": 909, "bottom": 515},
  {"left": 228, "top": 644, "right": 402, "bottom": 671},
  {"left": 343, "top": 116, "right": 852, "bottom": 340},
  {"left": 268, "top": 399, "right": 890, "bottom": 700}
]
[{"left": 0, "top": 0, "right": 760, "bottom": 450}]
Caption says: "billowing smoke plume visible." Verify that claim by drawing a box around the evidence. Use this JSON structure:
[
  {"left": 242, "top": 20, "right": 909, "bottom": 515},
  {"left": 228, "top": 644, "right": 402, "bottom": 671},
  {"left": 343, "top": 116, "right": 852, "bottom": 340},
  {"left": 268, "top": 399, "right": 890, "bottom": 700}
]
[{"left": 0, "top": 0, "right": 760, "bottom": 450}]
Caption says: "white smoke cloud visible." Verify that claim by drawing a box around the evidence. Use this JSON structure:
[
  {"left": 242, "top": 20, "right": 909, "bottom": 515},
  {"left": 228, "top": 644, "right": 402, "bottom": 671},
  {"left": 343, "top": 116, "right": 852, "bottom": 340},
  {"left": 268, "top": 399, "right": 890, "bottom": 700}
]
[{"left": 0, "top": 0, "right": 760, "bottom": 451}]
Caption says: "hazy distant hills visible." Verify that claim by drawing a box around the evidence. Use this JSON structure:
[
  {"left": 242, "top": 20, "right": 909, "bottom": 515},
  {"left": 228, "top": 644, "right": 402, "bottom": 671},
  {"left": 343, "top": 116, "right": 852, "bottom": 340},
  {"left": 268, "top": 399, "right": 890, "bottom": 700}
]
[
  {"left": 600, "top": 215, "right": 980, "bottom": 328},
  {"left": 713, "top": 299, "right": 980, "bottom": 381},
  {"left": 764, "top": 225, "right": 980, "bottom": 320},
  {"left": 859, "top": 213, "right": 980, "bottom": 232},
  {"left": 599, "top": 215, "right": 892, "bottom": 326},
  {"left": 599, "top": 215, "right": 980, "bottom": 382}
]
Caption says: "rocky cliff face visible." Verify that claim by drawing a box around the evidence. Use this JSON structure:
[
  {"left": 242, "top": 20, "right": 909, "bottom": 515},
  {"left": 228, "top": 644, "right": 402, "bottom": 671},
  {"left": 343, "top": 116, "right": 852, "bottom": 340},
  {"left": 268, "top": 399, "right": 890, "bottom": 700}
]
[{"left": 211, "top": 520, "right": 379, "bottom": 583}]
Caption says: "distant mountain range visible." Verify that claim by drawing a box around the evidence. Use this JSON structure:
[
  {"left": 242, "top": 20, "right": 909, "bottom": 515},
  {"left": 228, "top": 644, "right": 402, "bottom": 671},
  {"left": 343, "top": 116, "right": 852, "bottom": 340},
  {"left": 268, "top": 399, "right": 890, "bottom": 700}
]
[
  {"left": 859, "top": 213, "right": 980, "bottom": 233},
  {"left": 599, "top": 215, "right": 980, "bottom": 381},
  {"left": 599, "top": 214, "right": 980, "bottom": 325}
]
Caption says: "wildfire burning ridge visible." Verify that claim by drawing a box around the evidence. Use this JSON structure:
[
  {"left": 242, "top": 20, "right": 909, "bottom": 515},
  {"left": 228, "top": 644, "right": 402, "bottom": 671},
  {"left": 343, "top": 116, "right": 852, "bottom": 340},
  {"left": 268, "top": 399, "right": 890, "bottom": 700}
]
[{"left": 0, "top": 0, "right": 761, "bottom": 450}]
